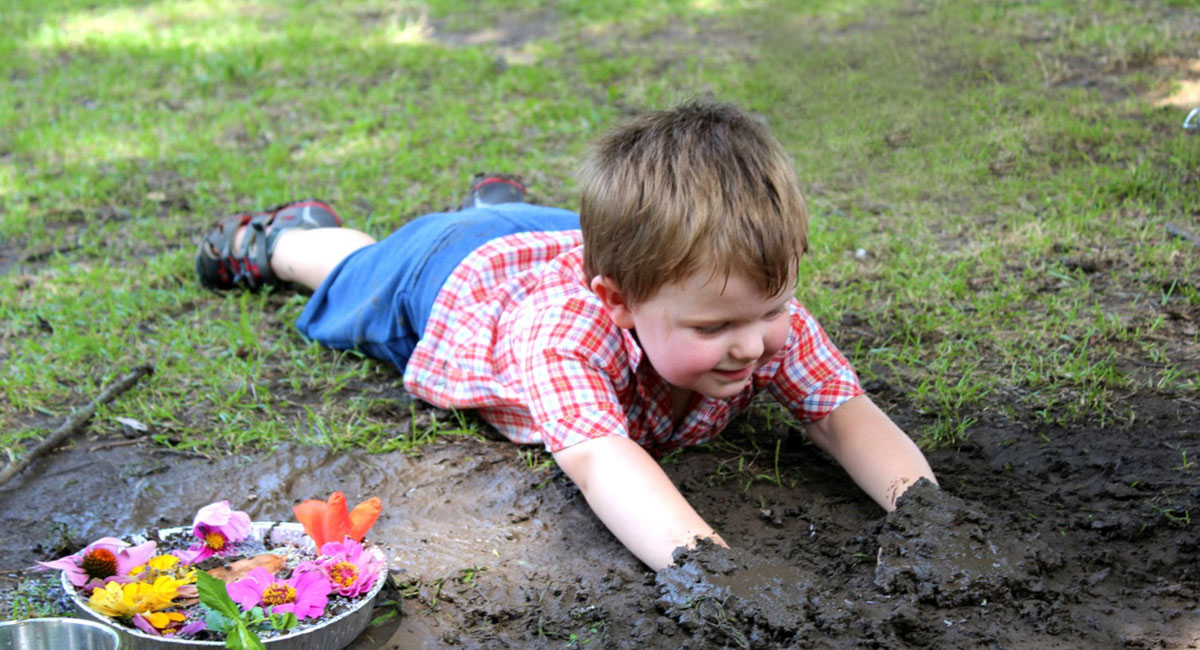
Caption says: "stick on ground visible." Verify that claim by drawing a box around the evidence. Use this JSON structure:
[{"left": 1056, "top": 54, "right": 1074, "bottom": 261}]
[{"left": 0, "top": 364, "right": 154, "bottom": 486}]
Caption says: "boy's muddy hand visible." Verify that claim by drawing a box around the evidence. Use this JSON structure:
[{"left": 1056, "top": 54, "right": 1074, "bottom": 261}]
[
  {"left": 874, "top": 479, "right": 1064, "bottom": 606},
  {"left": 656, "top": 540, "right": 810, "bottom": 638}
]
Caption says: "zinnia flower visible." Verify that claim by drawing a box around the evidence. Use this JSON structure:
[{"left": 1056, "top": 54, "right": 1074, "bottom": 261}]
[
  {"left": 318, "top": 537, "right": 385, "bottom": 597},
  {"left": 293, "top": 492, "right": 381, "bottom": 549},
  {"left": 87, "top": 576, "right": 180, "bottom": 619},
  {"left": 172, "top": 501, "right": 251, "bottom": 564},
  {"left": 226, "top": 567, "right": 331, "bottom": 620},
  {"left": 36, "top": 537, "right": 157, "bottom": 591}
]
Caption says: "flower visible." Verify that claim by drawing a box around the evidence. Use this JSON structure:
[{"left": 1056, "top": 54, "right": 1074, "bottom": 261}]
[
  {"left": 36, "top": 537, "right": 157, "bottom": 590},
  {"left": 226, "top": 567, "right": 331, "bottom": 620},
  {"left": 317, "top": 537, "right": 385, "bottom": 597},
  {"left": 87, "top": 576, "right": 180, "bottom": 619},
  {"left": 173, "top": 501, "right": 251, "bottom": 564},
  {"left": 132, "top": 611, "right": 188, "bottom": 636},
  {"left": 293, "top": 492, "right": 381, "bottom": 549},
  {"left": 133, "top": 554, "right": 198, "bottom": 582}
]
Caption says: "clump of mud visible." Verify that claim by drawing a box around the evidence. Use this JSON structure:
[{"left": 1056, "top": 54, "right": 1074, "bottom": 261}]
[
  {"left": 654, "top": 481, "right": 1067, "bottom": 649},
  {"left": 657, "top": 541, "right": 814, "bottom": 648},
  {"left": 873, "top": 479, "right": 1063, "bottom": 606}
]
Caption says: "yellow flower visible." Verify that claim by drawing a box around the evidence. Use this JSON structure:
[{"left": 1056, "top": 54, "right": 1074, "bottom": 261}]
[
  {"left": 88, "top": 577, "right": 180, "bottom": 619},
  {"left": 133, "top": 554, "right": 179, "bottom": 574},
  {"left": 141, "top": 611, "right": 186, "bottom": 631},
  {"left": 88, "top": 582, "right": 140, "bottom": 618},
  {"left": 145, "top": 575, "right": 185, "bottom": 604},
  {"left": 131, "top": 555, "right": 197, "bottom": 584}
]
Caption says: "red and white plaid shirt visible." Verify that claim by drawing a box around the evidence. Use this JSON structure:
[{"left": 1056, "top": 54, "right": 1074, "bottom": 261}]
[{"left": 404, "top": 230, "right": 863, "bottom": 455}]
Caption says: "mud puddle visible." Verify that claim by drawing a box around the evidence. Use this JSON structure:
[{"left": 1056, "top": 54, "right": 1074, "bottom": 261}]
[{"left": 2, "top": 398, "right": 1198, "bottom": 648}]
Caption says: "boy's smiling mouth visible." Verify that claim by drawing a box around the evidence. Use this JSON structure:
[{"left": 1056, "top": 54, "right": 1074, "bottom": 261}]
[{"left": 711, "top": 366, "right": 754, "bottom": 381}]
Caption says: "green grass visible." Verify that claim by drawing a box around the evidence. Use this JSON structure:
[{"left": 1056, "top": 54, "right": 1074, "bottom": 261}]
[{"left": 1, "top": 0, "right": 1198, "bottom": 464}]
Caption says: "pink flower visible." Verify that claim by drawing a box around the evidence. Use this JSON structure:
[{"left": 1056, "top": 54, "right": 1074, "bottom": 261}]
[
  {"left": 226, "top": 567, "right": 330, "bottom": 620},
  {"left": 172, "top": 501, "right": 251, "bottom": 564},
  {"left": 318, "top": 537, "right": 385, "bottom": 597},
  {"left": 35, "top": 537, "right": 157, "bottom": 591}
]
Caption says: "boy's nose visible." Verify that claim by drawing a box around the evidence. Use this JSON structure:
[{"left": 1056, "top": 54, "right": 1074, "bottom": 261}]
[{"left": 729, "top": 332, "right": 764, "bottom": 362}]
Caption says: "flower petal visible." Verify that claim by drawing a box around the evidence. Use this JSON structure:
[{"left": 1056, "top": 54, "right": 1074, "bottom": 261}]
[
  {"left": 226, "top": 567, "right": 274, "bottom": 611},
  {"left": 192, "top": 501, "right": 233, "bottom": 535},
  {"left": 323, "top": 493, "right": 353, "bottom": 547},
  {"left": 116, "top": 541, "right": 159, "bottom": 576},
  {"left": 171, "top": 544, "right": 212, "bottom": 566},
  {"left": 348, "top": 497, "right": 381, "bottom": 541},
  {"left": 180, "top": 620, "right": 207, "bottom": 636},
  {"left": 293, "top": 499, "right": 330, "bottom": 548},
  {"left": 132, "top": 614, "right": 161, "bottom": 636}
]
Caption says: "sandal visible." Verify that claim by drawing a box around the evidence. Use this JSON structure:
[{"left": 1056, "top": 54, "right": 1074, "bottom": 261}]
[
  {"left": 458, "top": 173, "right": 526, "bottom": 210},
  {"left": 195, "top": 199, "right": 342, "bottom": 291}
]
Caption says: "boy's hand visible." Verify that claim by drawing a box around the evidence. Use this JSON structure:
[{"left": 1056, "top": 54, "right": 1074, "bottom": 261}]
[
  {"left": 804, "top": 394, "right": 937, "bottom": 511},
  {"left": 552, "top": 435, "right": 725, "bottom": 570}
]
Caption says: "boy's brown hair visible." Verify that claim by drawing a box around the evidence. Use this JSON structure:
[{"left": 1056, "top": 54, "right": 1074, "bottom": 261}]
[{"left": 578, "top": 99, "right": 808, "bottom": 305}]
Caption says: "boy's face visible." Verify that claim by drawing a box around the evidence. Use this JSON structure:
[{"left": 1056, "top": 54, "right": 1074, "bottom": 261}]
[{"left": 593, "top": 267, "right": 794, "bottom": 400}]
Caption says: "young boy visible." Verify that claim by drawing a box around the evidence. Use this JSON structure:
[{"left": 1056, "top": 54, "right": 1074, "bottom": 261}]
[{"left": 196, "top": 100, "right": 936, "bottom": 570}]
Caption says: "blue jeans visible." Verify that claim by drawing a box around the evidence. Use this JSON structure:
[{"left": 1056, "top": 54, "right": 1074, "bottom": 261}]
[{"left": 295, "top": 203, "right": 580, "bottom": 374}]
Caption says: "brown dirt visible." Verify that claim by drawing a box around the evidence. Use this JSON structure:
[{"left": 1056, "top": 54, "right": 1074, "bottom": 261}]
[{"left": 2, "top": 394, "right": 1197, "bottom": 648}]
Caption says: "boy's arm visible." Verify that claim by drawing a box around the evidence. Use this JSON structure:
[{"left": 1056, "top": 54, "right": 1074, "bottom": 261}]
[
  {"left": 553, "top": 435, "right": 726, "bottom": 570},
  {"left": 804, "top": 394, "right": 936, "bottom": 511}
]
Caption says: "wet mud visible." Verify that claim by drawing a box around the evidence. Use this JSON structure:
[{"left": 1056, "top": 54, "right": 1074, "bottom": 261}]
[{"left": 2, "top": 398, "right": 1198, "bottom": 648}]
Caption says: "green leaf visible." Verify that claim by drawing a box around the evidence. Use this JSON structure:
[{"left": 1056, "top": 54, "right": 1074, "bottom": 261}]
[
  {"left": 194, "top": 572, "right": 267, "bottom": 650},
  {"left": 369, "top": 609, "right": 398, "bottom": 626},
  {"left": 202, "top": 606, "right": 238, "bottom": 635},
  {"left": 268, "top": 610, "right": 298, "bottom": 630},
  {"left": 196, "top": 571, "right": 243, "bottom": 622},
  {"left": 226, "top": 624, "right": 266, "bottom": 650}
]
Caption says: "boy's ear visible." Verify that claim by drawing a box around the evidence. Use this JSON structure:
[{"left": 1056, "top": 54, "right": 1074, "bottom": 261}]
[{"left": 589, "top": 276, "right": 636, "bottom": 329}]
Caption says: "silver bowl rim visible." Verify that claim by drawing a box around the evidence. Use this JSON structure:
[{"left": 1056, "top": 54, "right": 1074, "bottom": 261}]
[
  {"left": 0, "top": 616, "right": 123, "bottom": 638},
  {"left": 61, "top": 521, "right": 389, "bottom": 647}
]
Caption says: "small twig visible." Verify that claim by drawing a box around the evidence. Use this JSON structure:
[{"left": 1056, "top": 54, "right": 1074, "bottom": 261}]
[
  {"left": 1166, "top": 222, "right": 1200, "bottom": 248},
  {"left": 153, "top": 447, "right": 213, "bottom": 461},
  {"left": 0, "top": 365, "right": 154, "bottom": 486},
  {"left": 89, "top": 438, "right": 144, "bottom": 452}
]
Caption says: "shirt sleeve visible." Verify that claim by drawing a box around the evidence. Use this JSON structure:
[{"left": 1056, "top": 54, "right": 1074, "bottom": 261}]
[
  {"left": 767, "top": 300, "right": 864, "bottom": 423},
  {"left": 514, "top": 295, "right": 633, "bottom": 453}
]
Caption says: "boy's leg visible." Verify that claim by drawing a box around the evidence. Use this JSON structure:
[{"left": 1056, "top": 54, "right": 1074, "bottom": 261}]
[
  {"left": 272, "top": 173, "right": 524, "bottom": 288},
  {"left": 196, "top": 199, "right": 363, "bottom": 292},
  {"left": 236, "top": 227, "right": 375, "bottom": 291}
]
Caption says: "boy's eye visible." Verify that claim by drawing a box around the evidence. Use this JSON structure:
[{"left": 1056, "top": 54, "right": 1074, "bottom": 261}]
[{"left": 695, "top": 323, "right": 728, "bottom": 335}]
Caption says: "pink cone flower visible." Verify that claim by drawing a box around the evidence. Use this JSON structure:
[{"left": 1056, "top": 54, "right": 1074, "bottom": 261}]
[
  {"left": 318, "top": 537, "right": 385, "bottom": 597},
  {"left": 36, "top": 537, "right": 157, "bottom": 591},
  {"left": 226, "top": 567, "right": 331, "bottom": 620},
  {"left": 172, "top": 501, "right": 251, "bottom": 564}
]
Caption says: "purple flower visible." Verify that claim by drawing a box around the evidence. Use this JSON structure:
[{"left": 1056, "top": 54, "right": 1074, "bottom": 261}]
[
  {"left": 131, "top": 611, "right": 186, "bottom": 636},
  {"left": 179, "top": 620, "right": 207, "bottom": 636},
  {"left": 172, "top": 501, "right": 251, "bottom": 564},
  {"left": 226, "top": 567, "right": 331, "bottom": 620},
  {"left": 131, "top": 612, "right": 204, "bottom": 637},
  {"left": 35, "top": 537, "right": 157, "bottom": 591},
  {"left": 318, "top": 537, "right": 385, "bottom": 597}
]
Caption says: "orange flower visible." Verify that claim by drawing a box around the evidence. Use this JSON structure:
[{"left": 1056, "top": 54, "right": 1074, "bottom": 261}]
[{"left": 293, "top": 493, "right": 381, "bottom": 549}]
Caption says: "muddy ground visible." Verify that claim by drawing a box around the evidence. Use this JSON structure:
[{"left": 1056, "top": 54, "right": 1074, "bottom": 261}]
[{"left": 2, "top": 394, "right": 1197, "bottom": 649}]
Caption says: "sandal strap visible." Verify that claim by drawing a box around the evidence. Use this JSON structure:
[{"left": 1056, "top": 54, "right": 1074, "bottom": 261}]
[
  {"left": 196, "top": 199, "right": 341, "bottom": 291},
  {"left": 234, "top": 214, "right": 279, "bottom": 288}
]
